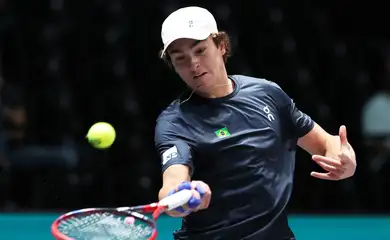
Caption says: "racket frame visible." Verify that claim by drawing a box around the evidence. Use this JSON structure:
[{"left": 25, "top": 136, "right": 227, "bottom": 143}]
[
  {"left": 51, "top": 207, "right": 158, "bottom": 240},
  {"left": 51, "top": 189, "right": 193, "bottom": 240}
]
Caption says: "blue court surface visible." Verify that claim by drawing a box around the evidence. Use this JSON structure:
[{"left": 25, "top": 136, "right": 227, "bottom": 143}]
[{"left": 0, "top": 213, "right": 389, "bottom": 239}]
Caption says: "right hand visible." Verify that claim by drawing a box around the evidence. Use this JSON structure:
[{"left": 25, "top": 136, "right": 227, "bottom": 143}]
[{"left": 168, "top": 180, "right": 211, "bottom": 216}]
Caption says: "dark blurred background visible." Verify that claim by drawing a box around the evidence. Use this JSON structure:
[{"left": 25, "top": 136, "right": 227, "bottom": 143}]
[{"left": 0, "top": 0, "right": 389, "bottom": 214}]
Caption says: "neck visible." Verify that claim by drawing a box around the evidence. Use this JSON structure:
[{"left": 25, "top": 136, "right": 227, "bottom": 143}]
[{"left": 197, "top": 73, "right": 233, "bottom": 99}]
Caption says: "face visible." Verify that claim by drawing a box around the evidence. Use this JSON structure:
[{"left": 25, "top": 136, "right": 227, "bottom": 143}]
[{"left": 167, "top": 36, "right": 226, "bottom": 94}]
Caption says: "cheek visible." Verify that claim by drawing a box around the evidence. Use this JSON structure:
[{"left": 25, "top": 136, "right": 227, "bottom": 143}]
[
  {"left": 174, "top": 67, "right": 194, "bottom": 83},
  {"left": 202, "top": 55, "right": 222, "bottom": 71},
  {"left": 175, "top": 66, "right": 188, "bottom": 76}
]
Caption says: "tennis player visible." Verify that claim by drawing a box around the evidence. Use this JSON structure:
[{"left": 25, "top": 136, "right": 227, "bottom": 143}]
[{"left": 155, "top": 6, "right": 357, "bottom": 240}]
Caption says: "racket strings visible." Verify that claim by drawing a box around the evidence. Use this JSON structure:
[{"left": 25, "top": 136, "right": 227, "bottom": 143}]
[{"left": 58, "top": 212, "right": 153, "bottom": 240}]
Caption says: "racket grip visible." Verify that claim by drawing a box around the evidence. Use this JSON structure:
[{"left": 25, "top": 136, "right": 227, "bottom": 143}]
[{"left": 159, "top": 189, "right": 192, "bottom": 211}]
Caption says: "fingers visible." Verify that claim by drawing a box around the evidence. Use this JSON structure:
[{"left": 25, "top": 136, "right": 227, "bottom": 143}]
[
  {"left": 339, "top": 125, "right": 348, "bottom": 145},
  {"left": 311, "top": 155, "right": 346, "bottom": 180},
  {"left": 167, "top": 181, "right": 193, "bottom": 215},
  {"left": 187, "top": 189, "right": 201, "bottom": 210},
  {"left": 315, "top": 160, "right": 339, "bottom": 172},
  {"left": 312, "top": 155, "right": 342, "bottom": 168},
  {"left": 185, "top": 181, "right": 212, "bottom": 211},
  {"left": 177, "top": 181, "right": 192, "bottom": 191},
  {"left": 169, "top": 180, "right": 212, "bottom": 213},
  {"left": 311, "top": 126, "right": 356, "bottom": 181},
  {"left": 310, "top": 171, "right": 340, "bottom": 180},
  {"left": 191, "top": 181, "right": 211, "bottom": 209}
]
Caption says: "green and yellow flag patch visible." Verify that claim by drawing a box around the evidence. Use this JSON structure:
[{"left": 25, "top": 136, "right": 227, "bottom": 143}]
[{"left": 215, "top": 127, "right": 231, "bottom": 138}]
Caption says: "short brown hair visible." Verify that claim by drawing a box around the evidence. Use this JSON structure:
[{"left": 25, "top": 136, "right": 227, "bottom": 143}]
[{"left": 159, "top": 31, "right": 232, "bottom": 68}]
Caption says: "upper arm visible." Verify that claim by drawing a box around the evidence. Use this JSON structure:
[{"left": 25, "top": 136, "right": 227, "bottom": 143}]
[
  {"left": 154, "top": 119, "right": 194, "bottom": 182},
  {"left": 270, "top": 83, "right": 315, "bottom": 139},
  {"left": 268, "top": 83, "right": 331, "bottom": 155}
]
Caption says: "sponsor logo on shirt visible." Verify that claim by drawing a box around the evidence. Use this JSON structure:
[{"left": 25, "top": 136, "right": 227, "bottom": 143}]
[{"left": 162, "top": 146, "right": 178, "bottom": 165}]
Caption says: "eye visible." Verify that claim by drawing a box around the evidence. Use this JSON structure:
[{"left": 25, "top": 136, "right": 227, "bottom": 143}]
[
  {"left": 174, "top": 55, "right": 185, "bottom": 62},
  {"left": 195, "top": 47, "right": 206, "bottom": 55}
]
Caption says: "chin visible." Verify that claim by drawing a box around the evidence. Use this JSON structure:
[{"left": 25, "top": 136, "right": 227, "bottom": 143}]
[{"left": 197, "top": 84, "right": 215, "bottom": 95}]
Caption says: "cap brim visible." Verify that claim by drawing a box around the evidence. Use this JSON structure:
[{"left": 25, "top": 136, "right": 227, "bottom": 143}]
[{"left": 160, "top": 31, "right": 212, "bottom": 58}]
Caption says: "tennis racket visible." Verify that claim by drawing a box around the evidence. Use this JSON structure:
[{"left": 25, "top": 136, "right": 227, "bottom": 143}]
[{"left": 51, "top": 189, "right": 192, "bottom": 240}]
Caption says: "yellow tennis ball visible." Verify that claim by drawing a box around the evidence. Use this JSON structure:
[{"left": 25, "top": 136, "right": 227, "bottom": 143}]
[{"left": 86, "top": 122, "right": 116, "bottom": 149}]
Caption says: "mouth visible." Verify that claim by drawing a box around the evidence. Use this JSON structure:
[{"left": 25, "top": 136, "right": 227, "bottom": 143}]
[{"left": 193, "top": 72, "right": 207, "bottom": 80}]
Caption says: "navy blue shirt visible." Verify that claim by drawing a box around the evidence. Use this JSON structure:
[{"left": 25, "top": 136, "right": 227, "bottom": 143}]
[{"left": 154, "top": 75, "right": 314, "bottom": 240}]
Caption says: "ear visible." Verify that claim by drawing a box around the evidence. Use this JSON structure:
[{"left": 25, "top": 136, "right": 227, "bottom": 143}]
[{"left": 218, "top": 43, "right": 226, "bottom": 56}]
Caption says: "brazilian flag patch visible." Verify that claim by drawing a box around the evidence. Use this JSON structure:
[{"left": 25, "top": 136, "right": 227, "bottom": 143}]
[{"left": 215, "top": 127, "right": 231, "bottom": 138}]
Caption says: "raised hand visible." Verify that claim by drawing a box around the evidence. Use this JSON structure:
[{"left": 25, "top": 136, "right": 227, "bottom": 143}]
[{"left": 311, "top": 125, "right": 357, "bottom": 180}]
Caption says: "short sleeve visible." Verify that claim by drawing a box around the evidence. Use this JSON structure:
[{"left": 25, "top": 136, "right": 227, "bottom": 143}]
[
  {"left": 154, "top": 119, "right": 194, "bottom": 176},
  {"left": 269, "top": 82, "right": 315, "bottom": 138}
]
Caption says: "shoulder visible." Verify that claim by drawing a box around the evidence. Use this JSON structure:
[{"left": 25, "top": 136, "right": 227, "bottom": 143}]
[
  {"left": 231, "top": 75, "right": 283, "bottom": 94},
  {"left": 231, "top": 75, "right": 289, "bottom": 103},
  {"left": 155, "top": 100, "right": 196, "bottom": 148},
  {"left": 156, "top": 99, "right": 181, "bottom": 123},
  {"left": 155, "top": 99, "right": 187, "bottom": 137}
]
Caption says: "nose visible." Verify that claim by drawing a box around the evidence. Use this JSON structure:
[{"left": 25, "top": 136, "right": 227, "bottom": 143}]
[{"left": 189, "top": 56, "right": 200, "bottom": 72}]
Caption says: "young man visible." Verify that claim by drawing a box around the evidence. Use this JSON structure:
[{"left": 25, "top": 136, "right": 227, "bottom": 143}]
[{"left": 155, "top": 6, "right": 357, "bottom": 240}]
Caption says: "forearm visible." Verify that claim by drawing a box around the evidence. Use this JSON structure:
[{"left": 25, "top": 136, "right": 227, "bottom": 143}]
[
  {"left": 159, "top": 164, "right": 191, "bottom": 217},
  {"left": 298, "top": 123, "right": 348, "bottom": 157},
  {"left": 298, "top": 123, "right": 330, "bottom": 156}
]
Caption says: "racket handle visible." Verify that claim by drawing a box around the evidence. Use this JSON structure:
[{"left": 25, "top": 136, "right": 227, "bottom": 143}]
[{"left": 159, "top": 189, "right": 192, "bottom": 210}]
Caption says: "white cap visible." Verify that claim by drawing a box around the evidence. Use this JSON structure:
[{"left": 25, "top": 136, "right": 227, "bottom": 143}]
[{"left": 160, "top": 6, "right": 218, "bottom": 58}]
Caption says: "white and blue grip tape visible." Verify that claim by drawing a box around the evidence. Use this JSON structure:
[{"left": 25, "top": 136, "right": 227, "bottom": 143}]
[{"left": 168, "top": 181, "right": 205, "bottom": 213}]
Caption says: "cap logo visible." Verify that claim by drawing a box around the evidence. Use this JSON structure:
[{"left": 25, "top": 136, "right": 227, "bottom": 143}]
[{"left": 189, "top": 20, "right": 194, "bottom": 28}]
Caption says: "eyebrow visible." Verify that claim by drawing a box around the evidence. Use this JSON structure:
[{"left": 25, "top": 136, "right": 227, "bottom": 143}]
[{"left": 169, "top": 40, "right": 203, "bottom": 55}]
